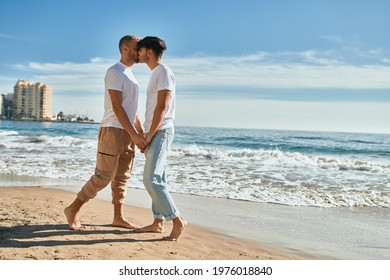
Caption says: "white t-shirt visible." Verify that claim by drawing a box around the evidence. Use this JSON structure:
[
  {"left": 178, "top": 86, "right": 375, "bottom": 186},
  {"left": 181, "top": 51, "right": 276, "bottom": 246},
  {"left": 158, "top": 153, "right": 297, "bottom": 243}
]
[
  {"left": 100, "top": 62, "right": 139, "bottom": 129},
  {"left": 144, "top": 63, "right": 176, "bottom": 133}
]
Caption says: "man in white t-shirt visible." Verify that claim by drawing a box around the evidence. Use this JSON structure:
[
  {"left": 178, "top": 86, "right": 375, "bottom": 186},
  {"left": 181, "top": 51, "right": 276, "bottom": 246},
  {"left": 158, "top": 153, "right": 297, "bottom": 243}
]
[
  {"left": 135, "top": 36, "right": 187, "bottom": 241},
  {"left": 64, "top": 35, "right": 146, "bottom": 231}
]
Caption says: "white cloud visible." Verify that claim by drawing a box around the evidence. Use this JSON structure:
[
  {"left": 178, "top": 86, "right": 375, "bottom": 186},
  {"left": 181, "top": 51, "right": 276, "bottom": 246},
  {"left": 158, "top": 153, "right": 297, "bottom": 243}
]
[
  {"left": 166, "top": 51, "right": 390, "bottom": 89},
  {"left": 11, "top": 58, "right": 114, "bottom": 92},
  {"left": 3, "top": 49, "right": 390, "bottom": 95},
  {"left": 18, "top": 59, "right": 112, "bottom": 74},
  {"left": 381, "top": 58, "right": 390, "bottom": 64}
]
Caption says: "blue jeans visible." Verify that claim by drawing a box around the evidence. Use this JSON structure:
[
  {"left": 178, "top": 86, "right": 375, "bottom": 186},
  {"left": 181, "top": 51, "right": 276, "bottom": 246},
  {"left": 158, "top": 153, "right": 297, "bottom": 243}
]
[{"left": 143, "top": 127, "right": 179, "bottom": 221}]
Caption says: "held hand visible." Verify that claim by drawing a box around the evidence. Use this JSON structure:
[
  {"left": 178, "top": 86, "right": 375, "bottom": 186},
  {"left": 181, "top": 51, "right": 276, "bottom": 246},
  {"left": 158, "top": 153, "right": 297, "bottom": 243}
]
[
  {"left": 133, "top": 134, "right": 147, "bottom": 151},
  {"left": 145, "top": 134, "right": 153, "bottom": 146},
  {"left": 140, "top": 135, "right": 152, "bottom": 153}
]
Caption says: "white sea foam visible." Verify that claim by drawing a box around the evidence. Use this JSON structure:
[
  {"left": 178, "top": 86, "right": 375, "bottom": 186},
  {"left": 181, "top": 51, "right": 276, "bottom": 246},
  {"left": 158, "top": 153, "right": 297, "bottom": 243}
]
[
  {"left": 0, "top": 130, "right": 18, "bottom": 137},
  {"left": 166, "top": 145, "right": 390, "bottom": 208},
  {"left": 1, "top": 128, "right": 389, "bottom": 208}
]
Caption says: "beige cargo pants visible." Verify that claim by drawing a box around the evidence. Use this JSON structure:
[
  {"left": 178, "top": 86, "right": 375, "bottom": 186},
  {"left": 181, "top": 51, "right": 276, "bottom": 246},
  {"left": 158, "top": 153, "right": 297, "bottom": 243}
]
[{"left": 77, "top": 126, "right": 135, "bottom": 204}]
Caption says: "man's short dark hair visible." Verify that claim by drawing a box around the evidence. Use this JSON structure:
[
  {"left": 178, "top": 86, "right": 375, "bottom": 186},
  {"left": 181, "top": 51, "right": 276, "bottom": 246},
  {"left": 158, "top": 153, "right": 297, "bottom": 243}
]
[
  {"left": 119, "top": 35, "right": 139, "bottom": 51},
  {"left": 137, "top": 36, "right": 167, "bottom": 58}
]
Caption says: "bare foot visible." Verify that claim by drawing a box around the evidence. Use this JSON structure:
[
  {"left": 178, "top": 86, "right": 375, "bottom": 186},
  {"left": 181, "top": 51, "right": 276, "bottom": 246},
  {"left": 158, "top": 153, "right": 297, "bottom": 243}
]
[
  {"left": 163, "top": 217, "right": 187, "bottom": 241},
  {"left": 135, "top": 220, "right": 164, "bottom": 233},
  {"left": 64, "top": 207, "right": 85, "bottom": 231},
  {"left": 112, "top": 218, "right": 139, "bottom": 230}
]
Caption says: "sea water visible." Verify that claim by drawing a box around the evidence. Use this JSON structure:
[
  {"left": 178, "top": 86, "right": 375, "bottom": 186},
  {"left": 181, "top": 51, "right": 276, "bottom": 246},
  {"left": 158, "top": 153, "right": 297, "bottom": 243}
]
[{"left": 1, "top": 120, "right": 389, "bottom": 208}]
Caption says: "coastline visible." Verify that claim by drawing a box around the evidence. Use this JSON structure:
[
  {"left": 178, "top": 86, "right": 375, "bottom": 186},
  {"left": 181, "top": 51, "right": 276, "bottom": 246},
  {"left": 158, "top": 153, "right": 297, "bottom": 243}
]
[
  {"left": 0, "top": 118, "right": 99, "bottom": 125},
  {"left": 1, "top": 174, "right": 389, "bottom": 259}
]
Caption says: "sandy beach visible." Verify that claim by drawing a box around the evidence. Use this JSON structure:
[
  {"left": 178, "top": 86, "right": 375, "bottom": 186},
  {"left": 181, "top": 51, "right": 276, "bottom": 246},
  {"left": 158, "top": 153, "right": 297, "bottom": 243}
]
[
  {"left": 0, "top": 186, "right": 301, "bottom": 260},
  {"left": 1, "top": 174, "right": 389, "bottom": 260}
]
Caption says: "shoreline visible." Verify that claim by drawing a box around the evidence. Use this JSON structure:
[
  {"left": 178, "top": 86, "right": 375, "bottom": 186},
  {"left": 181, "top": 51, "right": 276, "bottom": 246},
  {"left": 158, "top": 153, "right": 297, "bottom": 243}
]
[
  {"left": 0, "top": 186, "right": 301, "bottom": 260},
  {"left": 1, "top": 173, "right": 389, "bottom": 259}
]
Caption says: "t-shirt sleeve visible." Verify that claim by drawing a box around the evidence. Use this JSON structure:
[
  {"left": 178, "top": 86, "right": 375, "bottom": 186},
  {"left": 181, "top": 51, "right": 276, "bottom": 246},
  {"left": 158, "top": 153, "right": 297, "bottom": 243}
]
[
  {"left": 157, "top": 69, "right": 175, "bottom": 91},
  {"left": 105, "top": 68, "right": 123, "bottom": 91}
]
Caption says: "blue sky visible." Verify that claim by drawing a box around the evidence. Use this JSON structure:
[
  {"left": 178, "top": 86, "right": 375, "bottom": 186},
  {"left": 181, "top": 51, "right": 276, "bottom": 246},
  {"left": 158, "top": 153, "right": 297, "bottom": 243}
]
[{"left": 1, "top": 0, "right": 389, "bottom": 133}]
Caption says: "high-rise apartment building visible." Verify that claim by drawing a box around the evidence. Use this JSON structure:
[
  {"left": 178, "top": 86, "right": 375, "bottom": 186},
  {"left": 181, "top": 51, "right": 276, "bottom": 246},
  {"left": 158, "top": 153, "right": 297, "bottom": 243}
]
[{"left": 13, "top": 80, "right": 52, "bottom": 119}]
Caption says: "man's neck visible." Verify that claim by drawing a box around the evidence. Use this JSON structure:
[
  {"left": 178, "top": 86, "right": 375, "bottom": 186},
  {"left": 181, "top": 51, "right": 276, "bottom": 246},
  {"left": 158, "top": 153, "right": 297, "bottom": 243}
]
[
  {"left": 147, "top": 59, "right": 160, "bottom": 71},
  {"left": 120, "top": 58, "right": 134, "bottom": 67}
]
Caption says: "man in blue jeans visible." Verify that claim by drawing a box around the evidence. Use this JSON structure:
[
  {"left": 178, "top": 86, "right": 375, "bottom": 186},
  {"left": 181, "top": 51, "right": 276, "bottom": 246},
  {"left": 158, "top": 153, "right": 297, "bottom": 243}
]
[{"left": 136, "top": 36, "right": 186, "bottom": 241}]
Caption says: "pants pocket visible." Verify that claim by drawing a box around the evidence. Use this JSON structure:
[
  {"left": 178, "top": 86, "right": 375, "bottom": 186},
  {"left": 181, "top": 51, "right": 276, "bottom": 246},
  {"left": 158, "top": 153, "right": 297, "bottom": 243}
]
[
  {"left": 96, "top": 152, "right": 117, "bottom": 173},
  {"left": 98, "top": 127, "right": 120, "bottom": 156}
]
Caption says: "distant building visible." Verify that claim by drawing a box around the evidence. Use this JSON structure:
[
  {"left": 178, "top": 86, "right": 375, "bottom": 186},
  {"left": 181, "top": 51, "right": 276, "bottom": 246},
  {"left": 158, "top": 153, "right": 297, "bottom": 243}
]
[
  {"left": 0, "top": 94, "right": 3, "bottom": 117},
  {"left": 13, "top": 80, "right": 52, "bottom": 120},
  {"left": 5, "top": 93, "right": 14, "bottom": 119},
  {"left": 0, "top": 93, "right": 12, "bottom": 119}
]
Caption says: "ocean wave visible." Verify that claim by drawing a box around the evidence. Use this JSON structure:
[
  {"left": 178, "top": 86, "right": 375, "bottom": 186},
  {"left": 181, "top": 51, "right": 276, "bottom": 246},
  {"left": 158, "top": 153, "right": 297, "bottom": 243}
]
[
  {"left": 0, "top": 130, "right": 19, "bottom": 136},
  {"left": 19, "top": 136, "right": 47, "bottom": 143},
  {"left": 168, "top": 180, "right": 390, "bottom": 208},
  {"left": 3, "top": 134, "right": 96, "bottom": 149},
  {"left": 171, "top": 145, "right": 390, "bottom": 174}
]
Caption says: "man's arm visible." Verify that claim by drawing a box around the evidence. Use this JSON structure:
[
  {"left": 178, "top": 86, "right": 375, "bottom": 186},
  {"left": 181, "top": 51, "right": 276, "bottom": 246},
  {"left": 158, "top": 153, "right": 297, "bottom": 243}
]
[
  {"left": 108, "top": 89, "right": 146, "bottom": 150},
  {"left": 134, "top": 111, "right": 144, "bottom": 138},
  {"left": 145, "top": 89, "right": 171, "bottom": 145}
]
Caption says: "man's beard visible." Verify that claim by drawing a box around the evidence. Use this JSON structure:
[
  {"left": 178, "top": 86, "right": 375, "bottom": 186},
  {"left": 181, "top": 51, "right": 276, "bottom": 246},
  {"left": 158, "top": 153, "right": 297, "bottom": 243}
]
[{"left": 130, "top": 54, "right": 139, "bottom": 63}]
